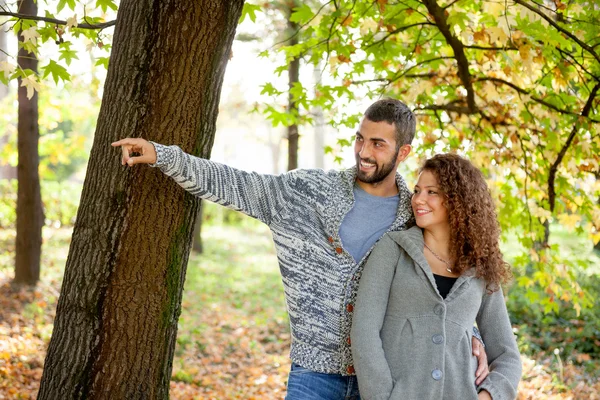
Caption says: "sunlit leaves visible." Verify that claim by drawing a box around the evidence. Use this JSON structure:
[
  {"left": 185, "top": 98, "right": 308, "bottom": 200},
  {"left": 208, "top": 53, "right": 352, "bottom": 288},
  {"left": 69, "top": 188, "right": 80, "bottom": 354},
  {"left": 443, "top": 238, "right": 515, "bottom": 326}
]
[
  {"left": 261, "top": 0, "right": 600, "bottom": 314},
  {"left": 3, "top": 2, "right": 116, "bottom": 97}
]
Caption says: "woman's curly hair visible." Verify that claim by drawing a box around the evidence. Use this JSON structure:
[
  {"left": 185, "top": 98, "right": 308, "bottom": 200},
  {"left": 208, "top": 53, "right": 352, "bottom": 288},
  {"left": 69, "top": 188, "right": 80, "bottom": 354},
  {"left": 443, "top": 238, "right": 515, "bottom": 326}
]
[{"left": 421, "top": 153, "right": 512, "bottom": 290}]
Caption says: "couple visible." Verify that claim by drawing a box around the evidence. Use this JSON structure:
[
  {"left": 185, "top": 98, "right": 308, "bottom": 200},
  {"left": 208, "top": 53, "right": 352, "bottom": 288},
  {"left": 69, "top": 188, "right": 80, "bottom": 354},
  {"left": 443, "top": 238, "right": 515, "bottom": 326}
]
[{"left": 112, "top": 99, "right": 521, "bottom": 400}]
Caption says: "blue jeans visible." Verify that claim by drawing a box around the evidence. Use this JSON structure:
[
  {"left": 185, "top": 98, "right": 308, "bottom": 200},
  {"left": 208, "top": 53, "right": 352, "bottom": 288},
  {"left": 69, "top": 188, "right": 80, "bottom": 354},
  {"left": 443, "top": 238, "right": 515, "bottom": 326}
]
[{"left": 285, "top": 363, "right": 361, "bottom": 400}]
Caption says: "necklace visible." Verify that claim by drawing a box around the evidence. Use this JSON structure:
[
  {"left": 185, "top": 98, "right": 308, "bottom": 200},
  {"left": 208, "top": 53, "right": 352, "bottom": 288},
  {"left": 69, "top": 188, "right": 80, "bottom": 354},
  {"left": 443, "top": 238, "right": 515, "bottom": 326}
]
[{"left": 424, "top": 242, "right": 453, "bottom": 273}]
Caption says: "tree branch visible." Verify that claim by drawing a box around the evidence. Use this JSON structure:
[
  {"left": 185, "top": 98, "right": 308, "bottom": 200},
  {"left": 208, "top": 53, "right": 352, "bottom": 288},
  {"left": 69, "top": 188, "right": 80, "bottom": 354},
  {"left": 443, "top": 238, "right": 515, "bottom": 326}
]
[
  {"left": 464, "top": 44, "right": 517, "bottom": 51},
  {"left": 0, "top": 11, "right": 116, "bottom": 29},
  {"left": 547, "top": 82, "right": 600, "bottom": 213},
  {"left": 421, "top": 0, "right": 476, "bottom": 111},
  {"left": 362, "top": 22, "right": 435, "bottom": 50},
  {"left": 476, "top": 77, "right": 600, "bottom": 123}
]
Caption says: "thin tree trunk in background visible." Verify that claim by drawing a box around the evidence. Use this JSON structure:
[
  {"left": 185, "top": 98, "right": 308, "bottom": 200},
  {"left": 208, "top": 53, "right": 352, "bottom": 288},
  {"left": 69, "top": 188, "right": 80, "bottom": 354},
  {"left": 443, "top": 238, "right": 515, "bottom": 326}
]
[
  {"left": 595, "top": 172, "right": 600, "bottom": 252},
  {"left": 312, "top": 62, "right": 325, "bottom": 169},
  {"left": 286, "top": 2, "right": 300, "bottom": 171},
  {"left": 15, "top": 0, "right": 43, "bottom": 285},
  {"left": 192, "top": 204, "right": 203, "bottom": 253},
  {"left": 37, "top": 1, "right": 244, "bottom": 398}
]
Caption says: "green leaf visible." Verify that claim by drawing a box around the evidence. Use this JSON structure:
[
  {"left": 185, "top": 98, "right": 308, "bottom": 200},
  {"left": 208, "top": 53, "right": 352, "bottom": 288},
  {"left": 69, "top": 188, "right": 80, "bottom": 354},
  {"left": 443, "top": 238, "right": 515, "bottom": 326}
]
[
  {"left": 260, "top": 82, "right": 281, "bottom": 96},
  {"left": 57, "top": 0, "right": 67, "bottom": 13},
  {"left": 239, "top": 3, "right": 262, "bottom": 24},
  {"left": 42, "top": 60, "right": 71, "bottom": 84},
  {"left": 337, "top": 138, "right": 352, "bottom": 147},
  {"left": 95, "top": 57, "right": 110, "bottom": 69},
  {"left": 290, "top": 4, "right": 314, "bottom": 24},
  {"left": 96, "top": 0, "right": 118, "bottom": 12},
  {"left": 57, "top": 0, "right": 76, "bottom": 12},
  {"left": 59, "top": 43, "right": 79, "bottom": 66}
]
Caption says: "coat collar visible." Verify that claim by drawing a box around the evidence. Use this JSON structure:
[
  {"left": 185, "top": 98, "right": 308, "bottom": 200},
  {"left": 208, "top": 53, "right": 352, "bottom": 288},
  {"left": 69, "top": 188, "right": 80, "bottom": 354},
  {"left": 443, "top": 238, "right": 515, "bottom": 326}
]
[{"left": 387, "top": 226, "right": 477, "bottom": 302}]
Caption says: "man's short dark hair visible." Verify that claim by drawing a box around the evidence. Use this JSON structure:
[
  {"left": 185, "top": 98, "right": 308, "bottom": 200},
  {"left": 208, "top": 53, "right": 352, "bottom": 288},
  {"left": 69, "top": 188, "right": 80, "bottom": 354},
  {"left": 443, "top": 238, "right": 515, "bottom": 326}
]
[{"left": 363, "top": 99, "right": 416, "bottom": 147}]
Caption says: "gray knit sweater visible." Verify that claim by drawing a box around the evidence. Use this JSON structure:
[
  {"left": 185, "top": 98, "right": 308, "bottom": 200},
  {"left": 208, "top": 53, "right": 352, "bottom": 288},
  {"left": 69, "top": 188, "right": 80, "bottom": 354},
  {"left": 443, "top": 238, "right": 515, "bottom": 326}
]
[
  {"left": 152, "top": 143, "right": 414, "bottom": 375},
  {"left": 351, "top": 227, "right": 522, "bottom": 400}
]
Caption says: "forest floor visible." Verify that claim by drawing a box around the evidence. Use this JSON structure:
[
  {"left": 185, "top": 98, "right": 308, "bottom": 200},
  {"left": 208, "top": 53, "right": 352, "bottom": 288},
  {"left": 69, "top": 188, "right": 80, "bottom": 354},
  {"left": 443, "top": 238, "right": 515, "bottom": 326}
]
[{"left": 0, "top": 224, "right": 598, "bottom": 399}]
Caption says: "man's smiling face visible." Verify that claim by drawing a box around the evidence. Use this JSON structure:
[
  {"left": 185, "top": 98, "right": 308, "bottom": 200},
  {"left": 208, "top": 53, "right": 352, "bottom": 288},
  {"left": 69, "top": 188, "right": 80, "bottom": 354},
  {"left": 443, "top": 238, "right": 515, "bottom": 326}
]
[{"left": 354, "top": 118, "right": 400, "bottom": 185}]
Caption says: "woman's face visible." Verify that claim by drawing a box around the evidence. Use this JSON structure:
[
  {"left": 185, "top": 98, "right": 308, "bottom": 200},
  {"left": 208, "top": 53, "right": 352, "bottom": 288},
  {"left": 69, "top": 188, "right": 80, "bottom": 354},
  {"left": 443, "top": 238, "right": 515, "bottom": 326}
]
[{"left": 411, "top": 170, "right": 449, "bottom": 231}]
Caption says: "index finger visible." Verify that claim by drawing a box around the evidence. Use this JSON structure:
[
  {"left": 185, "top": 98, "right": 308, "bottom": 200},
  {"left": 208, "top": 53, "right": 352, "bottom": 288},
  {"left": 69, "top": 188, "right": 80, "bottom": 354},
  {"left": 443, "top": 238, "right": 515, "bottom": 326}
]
[{"left": 111, "top": 138, "right": 143, "bottom": 147}]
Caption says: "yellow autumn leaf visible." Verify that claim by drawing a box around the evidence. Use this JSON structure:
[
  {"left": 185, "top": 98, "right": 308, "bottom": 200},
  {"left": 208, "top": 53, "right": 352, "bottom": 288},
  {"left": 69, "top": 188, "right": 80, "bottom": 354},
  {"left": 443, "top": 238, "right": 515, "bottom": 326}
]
[
  {"left": 20, "top": 74, "right": 41, "bottom": 99},
  {"left": 22, "top": 26, "right": 40, "bottom": 45},
  {"left": 66, "top": 14, "right": 78, "bottom": 30},
  {"left": 359, "top": 18, "right": 378, "bottom": 35},
  {"left": 482, "top": 81, "right": 499, "bottom": 100},
  {"left": 558, "top": 213, "right": 581, "bottom": 229},
  {"left": 483, "top": 1, "right": 505, "bottom": 18},
  {"left": 487, "top": 26, "right": 508, "bottom": 45}
]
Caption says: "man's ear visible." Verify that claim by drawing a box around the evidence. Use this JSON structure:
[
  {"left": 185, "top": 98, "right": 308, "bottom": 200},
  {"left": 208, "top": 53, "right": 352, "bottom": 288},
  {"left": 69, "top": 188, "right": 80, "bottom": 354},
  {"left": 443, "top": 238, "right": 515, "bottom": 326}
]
[{"left": 396, "top": 144, "right": 412, "bottom": 163}]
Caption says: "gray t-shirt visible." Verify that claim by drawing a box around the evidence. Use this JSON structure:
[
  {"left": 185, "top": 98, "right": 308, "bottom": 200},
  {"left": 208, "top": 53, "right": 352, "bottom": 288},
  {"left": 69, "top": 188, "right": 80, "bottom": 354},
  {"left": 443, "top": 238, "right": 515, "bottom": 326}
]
[{"left": 339, "top": 184, "right": 400, "bottom": 263}]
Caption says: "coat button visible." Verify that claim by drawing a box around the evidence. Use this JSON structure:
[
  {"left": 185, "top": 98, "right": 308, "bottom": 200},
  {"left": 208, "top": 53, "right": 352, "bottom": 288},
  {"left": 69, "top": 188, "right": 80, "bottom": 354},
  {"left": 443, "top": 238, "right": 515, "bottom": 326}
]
[
  {"left": 432, "top": 369, "right": 443, "bottom": 380},
  {"left": 328, "top": 236, "right": 334, "bottom": 243},
  {"left": 346, "top": 303, "right": 354, "bottom": 313},
  {"left": 335, "top": 247, "right": 343, "bottom": 254},
  {"left": 432, "top": 334, "right": 444, "bottom": 344},
  {"left": 347, "top": 365, "right": 355, "bottom": 374},
  {"left": 346, "top": 337, "right": 351, "bottom": 345},
  {"left": 433, "top": 304, "right": 445, "bottom": 316}
]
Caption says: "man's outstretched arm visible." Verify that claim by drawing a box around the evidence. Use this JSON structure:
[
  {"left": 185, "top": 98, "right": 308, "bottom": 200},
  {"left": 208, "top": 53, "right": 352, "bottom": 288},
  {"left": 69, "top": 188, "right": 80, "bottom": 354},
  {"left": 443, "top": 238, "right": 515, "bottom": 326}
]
[{"left": 111, "top": 138, "right": 297, "bottom": 226}]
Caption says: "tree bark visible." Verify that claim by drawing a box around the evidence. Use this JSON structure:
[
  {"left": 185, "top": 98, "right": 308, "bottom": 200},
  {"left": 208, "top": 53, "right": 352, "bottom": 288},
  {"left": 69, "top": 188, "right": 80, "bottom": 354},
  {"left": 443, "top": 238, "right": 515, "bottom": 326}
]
[
  {"left": 37, "top": 1, "right": 244, "bottom": 399},
  {"left": 15, "top": 0, "right": 43, "bottom": 285},
  {"left": 286, "top": 2, "right": 300, "bottom": 171}
]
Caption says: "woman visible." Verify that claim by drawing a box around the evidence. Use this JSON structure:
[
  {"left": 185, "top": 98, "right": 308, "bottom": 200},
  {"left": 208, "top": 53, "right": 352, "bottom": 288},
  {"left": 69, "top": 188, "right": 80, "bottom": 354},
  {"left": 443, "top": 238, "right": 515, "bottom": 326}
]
[{"left": 351, "top": 153, "right": 521, "bottom": 400}]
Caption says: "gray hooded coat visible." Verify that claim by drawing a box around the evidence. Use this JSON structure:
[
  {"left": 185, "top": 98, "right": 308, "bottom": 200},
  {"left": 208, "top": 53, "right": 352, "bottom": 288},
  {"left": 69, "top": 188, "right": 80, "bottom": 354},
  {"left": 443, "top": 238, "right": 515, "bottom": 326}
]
[{"left": 351, "top": 226, "right": 521, "bottom": 400}]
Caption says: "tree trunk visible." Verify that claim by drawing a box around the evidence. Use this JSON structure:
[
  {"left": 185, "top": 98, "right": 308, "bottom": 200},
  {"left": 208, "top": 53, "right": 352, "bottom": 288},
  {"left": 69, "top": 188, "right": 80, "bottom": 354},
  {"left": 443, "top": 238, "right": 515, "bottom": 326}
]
[
  {"left": 15, "top": 0, "right": 43, "bottom": 285},
  {"left": 192, "top": 203, "right": 203, "bottom": 254},
  {"left": 595, "top": 180, "right": 600, "bottom": 252},
  {"left": 286, "top": 2, "right": 300, "bottom": 171},
  {"left": 37, "top": 1, "right": 244, "bottom": 399},
  {"left": 312, "top": 62, "right": 325, "bottom": 169}
]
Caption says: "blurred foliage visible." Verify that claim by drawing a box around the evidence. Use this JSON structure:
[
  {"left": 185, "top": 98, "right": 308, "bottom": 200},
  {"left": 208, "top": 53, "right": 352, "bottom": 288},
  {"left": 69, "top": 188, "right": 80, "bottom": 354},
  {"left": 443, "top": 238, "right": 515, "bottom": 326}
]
[
  {"left": 0, "top": 180, "right": 82, "bottom": 229},
  {"left": 0, "top": 0, "right": 115, "bottom": 96},
  {"left": 508, "top": 271, "right": 600, "bottom": 360},
  {"left": 256, "top": 0, "right": 600, "bottom": 313}
]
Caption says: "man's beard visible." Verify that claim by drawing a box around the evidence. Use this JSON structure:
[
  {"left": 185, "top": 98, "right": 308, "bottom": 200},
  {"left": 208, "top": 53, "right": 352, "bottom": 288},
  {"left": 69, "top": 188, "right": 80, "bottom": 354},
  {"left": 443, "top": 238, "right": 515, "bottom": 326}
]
[{"left": 355, "top": 148, "right": 399, "bottom": 184}]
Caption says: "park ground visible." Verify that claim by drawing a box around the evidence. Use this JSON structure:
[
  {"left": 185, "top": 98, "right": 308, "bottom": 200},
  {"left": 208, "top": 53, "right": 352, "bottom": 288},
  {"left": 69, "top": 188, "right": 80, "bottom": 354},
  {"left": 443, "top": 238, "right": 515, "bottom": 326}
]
[{"left": 0, "top": 217, "right": 599, "bottom": 399}]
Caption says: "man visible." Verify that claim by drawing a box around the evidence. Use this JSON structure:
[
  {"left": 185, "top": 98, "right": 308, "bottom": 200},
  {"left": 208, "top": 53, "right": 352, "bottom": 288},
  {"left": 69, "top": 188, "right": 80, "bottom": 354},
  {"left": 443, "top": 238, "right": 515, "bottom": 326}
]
[{"left": 112, "top": 99, "right": 488, "bottom": 399}]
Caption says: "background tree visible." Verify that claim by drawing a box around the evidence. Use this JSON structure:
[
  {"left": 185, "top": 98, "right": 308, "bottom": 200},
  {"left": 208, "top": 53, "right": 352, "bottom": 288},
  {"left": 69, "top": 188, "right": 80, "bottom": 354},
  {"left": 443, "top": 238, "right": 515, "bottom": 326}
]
[
  {"left": 15, "top": 0, "right": 43, "bottom": 285},
  {"left": 35, "top": 0, "right": 244, "bottom": 398},
  {"left": 271, "top": 0, "right": 599, "bottom": 314},
  {"left": 1, "top": 0, "right": 117, "bottom": 284}
]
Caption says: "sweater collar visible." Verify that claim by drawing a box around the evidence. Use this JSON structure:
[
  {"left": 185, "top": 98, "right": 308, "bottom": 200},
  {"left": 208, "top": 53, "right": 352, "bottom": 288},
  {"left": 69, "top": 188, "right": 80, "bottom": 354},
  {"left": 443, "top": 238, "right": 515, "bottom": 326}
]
[{"left": 323, "top": 166, "right": 415, "bottom": 242}]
